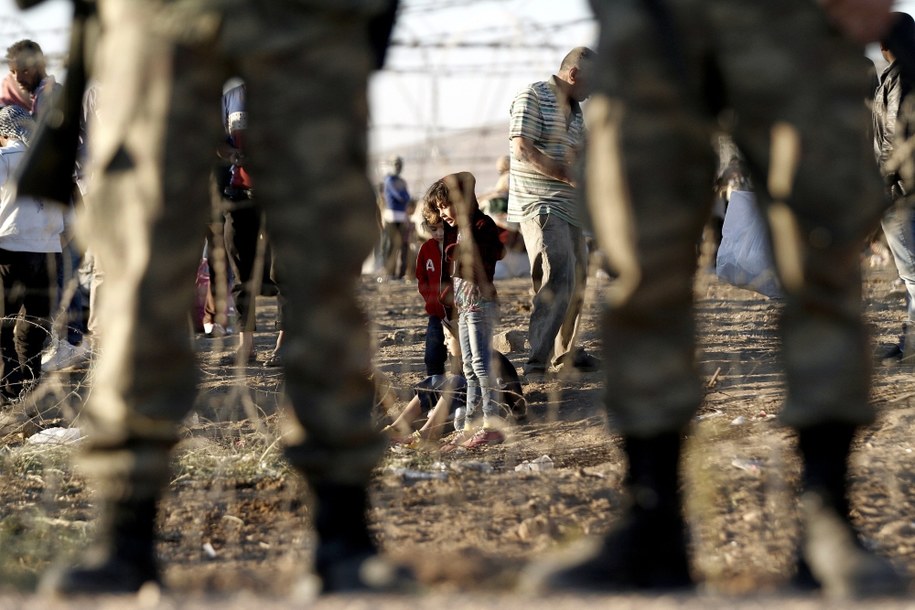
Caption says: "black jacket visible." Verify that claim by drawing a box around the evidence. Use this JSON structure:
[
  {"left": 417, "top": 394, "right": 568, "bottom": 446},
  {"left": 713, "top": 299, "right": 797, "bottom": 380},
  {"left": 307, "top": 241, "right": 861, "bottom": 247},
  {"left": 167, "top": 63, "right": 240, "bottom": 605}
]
[{"left": 874, "top": 60, "right": 915, "bottom": 194}]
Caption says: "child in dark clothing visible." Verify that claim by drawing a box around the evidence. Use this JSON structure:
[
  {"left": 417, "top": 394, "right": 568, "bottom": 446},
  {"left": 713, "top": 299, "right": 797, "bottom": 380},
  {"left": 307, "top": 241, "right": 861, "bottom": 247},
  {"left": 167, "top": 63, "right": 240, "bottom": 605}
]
[
  {"left": 415, "top": 201, "right": 458, "bottom": 379},
  {"left": 426, "top": 171, "right": 506, "bottom": 450},
  {"left": 383, "top": 350, "right": 525, "bottom": 445}
]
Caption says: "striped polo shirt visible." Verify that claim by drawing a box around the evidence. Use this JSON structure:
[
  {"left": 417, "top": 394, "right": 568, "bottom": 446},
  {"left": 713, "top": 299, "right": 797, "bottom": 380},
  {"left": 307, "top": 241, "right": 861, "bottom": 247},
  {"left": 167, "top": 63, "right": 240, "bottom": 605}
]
[{"left": 507, "top": 76, "right": 585, "bottom": 227}]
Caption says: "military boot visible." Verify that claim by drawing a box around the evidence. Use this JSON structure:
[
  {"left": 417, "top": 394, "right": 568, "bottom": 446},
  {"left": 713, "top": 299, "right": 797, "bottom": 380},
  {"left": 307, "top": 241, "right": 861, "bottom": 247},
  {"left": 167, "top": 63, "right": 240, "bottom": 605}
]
[
  {"left": 899, "top": 321, "right": 915, "bottom": 363},
  {"left": 39, "top": 499, "right": 161, "bottom": 595},
  {"left": 40, "top": 497, "right": 160, "bottom": 595},
  {"left": 520, "top": 431, "right": 693, "bottom": 592},
  {"left": 796, "top": 424, "right": 908, "bottom": 598},
  {"left": 311, "top": 482, "right": 414, "bottom": 593}
]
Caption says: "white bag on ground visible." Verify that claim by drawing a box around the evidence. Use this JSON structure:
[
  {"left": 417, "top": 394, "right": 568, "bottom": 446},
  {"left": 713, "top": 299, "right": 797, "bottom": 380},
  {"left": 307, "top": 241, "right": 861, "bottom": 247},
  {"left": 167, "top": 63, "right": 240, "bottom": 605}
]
[{"left": 715, "top": 190, "right": 782, "bottom": 298}]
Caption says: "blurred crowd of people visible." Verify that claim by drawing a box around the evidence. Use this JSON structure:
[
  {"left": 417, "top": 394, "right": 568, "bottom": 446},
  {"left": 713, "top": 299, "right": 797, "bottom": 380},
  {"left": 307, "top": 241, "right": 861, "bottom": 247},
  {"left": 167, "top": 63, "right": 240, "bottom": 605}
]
[{"left": 4, "top": 0, "right": 915, "bottom": 601}]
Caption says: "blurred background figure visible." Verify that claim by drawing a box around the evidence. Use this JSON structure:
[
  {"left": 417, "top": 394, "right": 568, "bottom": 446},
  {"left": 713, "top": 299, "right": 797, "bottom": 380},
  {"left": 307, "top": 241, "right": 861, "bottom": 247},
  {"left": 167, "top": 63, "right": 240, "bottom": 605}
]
[{"left": 381, "top": 155, "right": 412, "bottom": 280}]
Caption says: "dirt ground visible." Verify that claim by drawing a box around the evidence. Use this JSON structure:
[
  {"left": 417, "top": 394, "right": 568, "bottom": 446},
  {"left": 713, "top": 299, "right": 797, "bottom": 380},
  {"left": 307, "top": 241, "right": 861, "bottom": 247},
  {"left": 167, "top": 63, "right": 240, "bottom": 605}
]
[{"left": 3, "top": 250, "right": 915, "bottom": 608}]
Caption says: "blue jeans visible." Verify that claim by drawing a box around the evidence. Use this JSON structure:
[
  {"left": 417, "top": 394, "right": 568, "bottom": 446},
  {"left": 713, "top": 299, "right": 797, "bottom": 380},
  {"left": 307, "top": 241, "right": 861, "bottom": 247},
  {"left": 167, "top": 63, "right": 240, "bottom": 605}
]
[
  {"left": 423, "top": 314, "right": 447, "bottom": 376},
  {"left": 881, "top": 199, "right": 915, "bottom": 322},
  {"left": 458, "top": 300, "right": 498, "bottom": 423}
]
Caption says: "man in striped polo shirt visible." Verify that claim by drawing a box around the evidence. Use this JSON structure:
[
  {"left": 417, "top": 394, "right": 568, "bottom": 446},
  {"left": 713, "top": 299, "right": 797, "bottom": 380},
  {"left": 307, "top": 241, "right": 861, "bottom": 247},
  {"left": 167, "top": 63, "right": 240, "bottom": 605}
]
[{"left": 508, "top": 46, "right": 599, "bottom": 378}]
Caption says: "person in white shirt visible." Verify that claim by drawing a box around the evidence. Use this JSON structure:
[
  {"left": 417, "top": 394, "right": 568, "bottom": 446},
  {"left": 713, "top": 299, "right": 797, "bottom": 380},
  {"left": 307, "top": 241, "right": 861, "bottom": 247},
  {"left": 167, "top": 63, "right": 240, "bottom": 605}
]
[{"left": 0, "top": 104, "right": 72, "bottom": 401}]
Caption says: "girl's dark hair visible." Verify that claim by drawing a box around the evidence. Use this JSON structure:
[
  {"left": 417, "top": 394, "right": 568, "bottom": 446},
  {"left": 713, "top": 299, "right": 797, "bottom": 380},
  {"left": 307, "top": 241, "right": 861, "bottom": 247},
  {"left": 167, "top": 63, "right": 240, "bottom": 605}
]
[{"left": 424, "top": 172, "right": 479, "bottom": 216}]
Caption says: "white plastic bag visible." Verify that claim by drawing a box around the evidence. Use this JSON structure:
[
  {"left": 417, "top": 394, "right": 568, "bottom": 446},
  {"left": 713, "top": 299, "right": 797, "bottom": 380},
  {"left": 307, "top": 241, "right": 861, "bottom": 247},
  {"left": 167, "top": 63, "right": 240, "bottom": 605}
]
[
  {"left": 715, "top": 190, "right": 782, "bottom": 298},
  {"left": 27, "top": 427, "right": 83, "bottom": 445}
]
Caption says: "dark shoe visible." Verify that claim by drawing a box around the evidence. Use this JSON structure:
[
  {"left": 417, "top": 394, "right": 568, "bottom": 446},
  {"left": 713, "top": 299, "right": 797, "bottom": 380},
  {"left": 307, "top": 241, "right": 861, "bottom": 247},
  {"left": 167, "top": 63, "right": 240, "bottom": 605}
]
[
  {"left": 521, "top": 365, "right": 548, "bottom": 384},
  {"left": 877, "top": 342, "right": 903, "bottom": 361},
  {"left": 217, "top": 348, "right": 257, "bottom": 367},
  {"left": 789, "top": 554, "right": 821, "bottom": 592},
  {"left": 572, "top": 351, "right": 601, "bottom": 371},
  {"left": 263, "top": 350, "right": 282, "bottom": 368},
  {"left": 40, "top": 554, "right": 161, "bottom": 596},
  {"left": 901, "top": 322, "right": 915, "bottom": 363},
  {"left": 799, "top": 489, "right": 908, "bottom": 598},
  {"left": 39, "top": 498, "right": 160, "bottom": 596},
  {"left": 0, "top": 387, "right": 21, "bottom": 406},
  {"left": 878, "top": 322, "right": 907, "bottom": 361},
  {"left": 316, "top": 546, "right": 414, "bottom": 593},
  {"left": 519, "top": 509, "right": 692, "bottom": 593},
  {"left": 796, "top": 422, "right": 904, "bottom": 597},
  {"left": 554, "top": 350, "right": 601, "bottom": 372},
  {"left": 521, "top": 431, "right": 691, "bottom": 593},
  {"left": 312, "top": 482, "right": 415, "bottom": 593},
  {"left": 259, "top": 280, "right": 281, "bottom": 297},
  {"left": 501, "top": 397, "right": 527, "bottom": 423}
]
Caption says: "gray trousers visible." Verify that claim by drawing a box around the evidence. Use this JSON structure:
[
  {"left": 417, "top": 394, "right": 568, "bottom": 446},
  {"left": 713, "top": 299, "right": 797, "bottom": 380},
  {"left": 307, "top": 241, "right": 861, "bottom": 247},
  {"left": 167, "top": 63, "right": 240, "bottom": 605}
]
[{"left": 520, "top": 213, "right": 588, "bottom": 370}]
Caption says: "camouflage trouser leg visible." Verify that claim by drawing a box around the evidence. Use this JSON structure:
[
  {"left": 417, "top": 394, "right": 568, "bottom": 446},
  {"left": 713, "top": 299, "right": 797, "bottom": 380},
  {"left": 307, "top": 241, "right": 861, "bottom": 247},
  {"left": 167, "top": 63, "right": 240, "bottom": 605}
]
[
  {"left": 239, "top": 15, "right": 385, "bottom": 486},
  {"left": 587, "top": 0, "right": 885, "bottom": 437},
  {"left": 79, "top": 0, "right": 394, "bottom": 498},
  {"left": 77, "top": 0, "right": 227, "bottom": 501}
]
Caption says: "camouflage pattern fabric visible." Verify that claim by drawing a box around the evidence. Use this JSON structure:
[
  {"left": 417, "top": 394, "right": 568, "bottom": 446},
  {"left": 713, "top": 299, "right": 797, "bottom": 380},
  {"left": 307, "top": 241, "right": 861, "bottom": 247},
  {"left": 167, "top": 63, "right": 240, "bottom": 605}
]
[
  {"left": 586, "top": 0, "right": 885, "bottom": 437},
  {"left": 78, "top": 0, "right": 388, "bottom": 501}
]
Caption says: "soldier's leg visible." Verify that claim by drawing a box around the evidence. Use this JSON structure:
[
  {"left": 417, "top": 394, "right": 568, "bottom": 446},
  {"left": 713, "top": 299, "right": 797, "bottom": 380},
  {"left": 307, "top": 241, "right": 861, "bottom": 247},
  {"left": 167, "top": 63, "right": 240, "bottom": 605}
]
[
  {"left": 41, "top": 0, "right": 225, "bottom": 595},
  {"left": 522, "top": 0, "right": 714, "bottom": 593},
  {"left": 718, "top": 0, "right": 906, "bottom": 597},
  {"left": 242, "top": 10, "right": 410, "bottom": 594}
]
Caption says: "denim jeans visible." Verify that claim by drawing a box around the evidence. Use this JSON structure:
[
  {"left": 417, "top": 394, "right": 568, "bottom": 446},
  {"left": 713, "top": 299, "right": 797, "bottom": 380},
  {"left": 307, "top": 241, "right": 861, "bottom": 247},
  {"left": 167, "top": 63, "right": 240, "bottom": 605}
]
[
  {"left": 458, "top": 299, "right": 499, "bottom": 423},
  {"left": 423, "top": 314, "right": 447, "bottom": 376},
  {"left": 881, "top": 198, "right": 915, "bottom": 322}
]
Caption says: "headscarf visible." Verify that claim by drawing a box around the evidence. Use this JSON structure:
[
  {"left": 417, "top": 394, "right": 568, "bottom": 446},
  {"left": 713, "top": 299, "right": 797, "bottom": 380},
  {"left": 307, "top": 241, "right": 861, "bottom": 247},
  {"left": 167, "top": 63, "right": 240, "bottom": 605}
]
[{"left": 0, "top": 104, "right": 35, "bottom": 146}]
